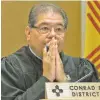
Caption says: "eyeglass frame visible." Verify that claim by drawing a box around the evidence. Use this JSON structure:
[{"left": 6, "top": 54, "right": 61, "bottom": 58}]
[{"left": 30, "top": 24, "right": 66, "bottom": 35}]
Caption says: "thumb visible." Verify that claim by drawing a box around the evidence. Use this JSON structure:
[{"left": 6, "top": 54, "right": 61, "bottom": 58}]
[
  {"left": 43, "top": 46, "right": 47, "bottom": 58},
  {"left": 55, "top": 43, "right": 59, "bottom": 58}
]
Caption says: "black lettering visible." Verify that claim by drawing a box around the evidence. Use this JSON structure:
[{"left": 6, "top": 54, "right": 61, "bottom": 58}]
[
  {"left": 92, "top": 92, "right": 96, "bottom": 97},
  {"left": 97, "top": 92, "right": 99, "bottom": 96},
  {"left": 98, "top": 86, "right": 100, "bottom": 90},
  {"left": 74, "top": 86, "right": 78, "bottom": 90},
  {"left": 79, "top": 92, "right": 82, "bottom": 97},
  {"left": 86, "top": 92, "right": 89, "bottom": 96},
  {"left": 91, "top": 86, "right": 95, "bottom": 90},
  {"left": 70, "top": 86, "right": 73, "bottom": 90},
  {"left": 72, "top": 92, "right": 76, "bottom": 97}
]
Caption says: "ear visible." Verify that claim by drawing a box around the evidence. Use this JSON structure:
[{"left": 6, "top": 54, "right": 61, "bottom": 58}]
[{"left": 25, "top": 26, "right": 31, "bottom": 41}]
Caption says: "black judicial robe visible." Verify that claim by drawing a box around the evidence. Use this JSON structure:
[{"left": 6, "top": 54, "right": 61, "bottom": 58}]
[{"left": 1, "top": 46, "right": 99, "bottom": 100}]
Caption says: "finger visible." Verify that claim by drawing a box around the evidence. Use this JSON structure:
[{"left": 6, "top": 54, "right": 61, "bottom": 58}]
[
  {"left": 49, "top": 44, "right": 56, "bottom": 57},
  {"left": 47, "top": 38, "right": 58, "bottom": 61},
  {"left": 55, "top": 41, "right": 62, "bottom": 64},
  {"left": 52, "top": 37, "right": 57, "bottom": 46},
  {"left": 49, "top": 39, "right": 57, "bottom": 51},
  {"left": 49, "top": 39, "right": 58, "bottom": 59},
  {"left": 55, "top": 42, "right": 59, "bottom": 59},
  {"left": 43, "top": 46, "right": 48, "bottom": 57},
  {"left": 48, "top": 45, "right": 56, "bottom": 65}
]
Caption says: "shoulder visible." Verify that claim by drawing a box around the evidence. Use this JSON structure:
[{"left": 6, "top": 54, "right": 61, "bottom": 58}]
[
  {"left": 1, "top": 46, "right": 28, "bottom": 64},
  {"left": 1, "top": 50, "right": 23, "bottom": 71},
  {"left": 1, "top": 54, "right": 27, "bottom": 91},
  {"left": 1, "top": 46, "right": 28, "bottom": 75},
  {"left": 1, "top": 54, "right": 23, "bottom": 79},
  {"left": 61, "top": 52, "right": 93, "bottom": 67},
  {"left": 61, "top": 53, "right": 99, "bottom": 81},
  {"left": 1, "top": 45, "right": 37, "bottom": 74}
]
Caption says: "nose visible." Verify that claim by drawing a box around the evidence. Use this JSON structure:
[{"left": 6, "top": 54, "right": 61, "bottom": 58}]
[{"left": 49, "top": 28, "right": 56, "bottom": 38}]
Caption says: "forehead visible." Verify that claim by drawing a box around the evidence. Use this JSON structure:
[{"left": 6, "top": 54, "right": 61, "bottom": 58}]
[{"left": 35, "top": 12, "right": 64, "bottom": 26}]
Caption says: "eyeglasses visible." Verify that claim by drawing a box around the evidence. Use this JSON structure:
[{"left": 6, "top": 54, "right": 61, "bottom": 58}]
[{"left": 32, "top": 25, "right": 66, "bottom": 35}]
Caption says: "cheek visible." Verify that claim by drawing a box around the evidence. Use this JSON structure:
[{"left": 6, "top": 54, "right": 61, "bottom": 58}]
[
  {"left": 29, "top": 31, "right": 40, "bottom": 46},
  {"left": 38, "top": 34, "right": 49, "bottom": 44},
  {"left": 59, "top": 39, "right": 64, "bottom": 47},
  {"left": 30, "top": 34, "right": 37, "bottom": 42},
  {"left": 56, "top": 35, "right": 64, "bottom": 45}
]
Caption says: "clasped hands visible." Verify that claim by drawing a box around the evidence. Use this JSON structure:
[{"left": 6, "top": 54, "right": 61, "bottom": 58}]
[{"left": 43, "top": 37, "right": 67, "bottom": 82}]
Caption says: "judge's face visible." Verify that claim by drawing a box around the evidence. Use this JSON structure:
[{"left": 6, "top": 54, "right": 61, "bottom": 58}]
[{"left": 25, "top": 12, "right": 66, "bottom": 57}]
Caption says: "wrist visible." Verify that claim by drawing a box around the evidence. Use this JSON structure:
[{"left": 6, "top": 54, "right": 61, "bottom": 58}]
[
  {"left": 43, "top": 74, "right": 54, "bottom": 82},
  {"left": 63, "top": 75, "right": 68, "bottom": 82},
  {"left": 59, "top": 74, "right": 69, "bottom": 82}
]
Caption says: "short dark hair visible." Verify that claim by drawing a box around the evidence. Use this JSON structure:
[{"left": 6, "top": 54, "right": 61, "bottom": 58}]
[{"left": 28, "top": 3, "right": 68, "bottom": 29}]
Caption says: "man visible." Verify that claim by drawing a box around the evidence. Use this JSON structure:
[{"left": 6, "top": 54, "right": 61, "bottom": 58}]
[{"left": 1, "top": 3, "right": 99, "bottom": 100}]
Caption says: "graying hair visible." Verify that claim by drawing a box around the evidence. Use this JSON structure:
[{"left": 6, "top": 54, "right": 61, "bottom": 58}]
[{"left": 28, "top": 3, "right": 68, "bottom": 29}]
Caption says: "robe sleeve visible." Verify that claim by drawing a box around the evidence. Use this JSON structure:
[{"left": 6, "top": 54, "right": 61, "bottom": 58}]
[
  {"left": 78, "top": 58, "right": 99, "bottom": 82},
  {"left": 85, "top": 59, "right": 100, "bottom": 82},
  {"left": 1, "top": 57, "right": 49, "bottom": 100}
]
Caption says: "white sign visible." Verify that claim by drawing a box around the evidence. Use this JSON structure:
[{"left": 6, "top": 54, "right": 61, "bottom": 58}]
[{"left": 45, "top": 83, "right": 100, "bottom": 99}]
